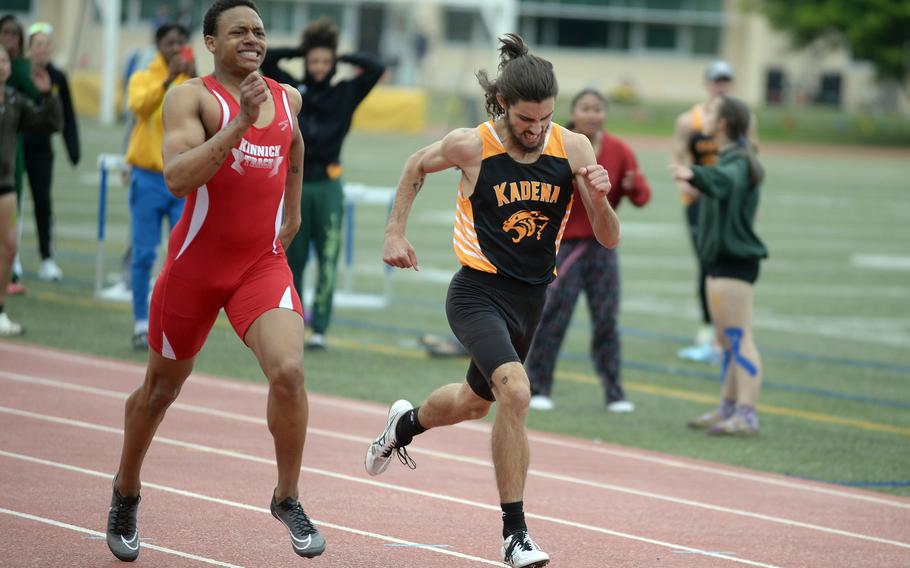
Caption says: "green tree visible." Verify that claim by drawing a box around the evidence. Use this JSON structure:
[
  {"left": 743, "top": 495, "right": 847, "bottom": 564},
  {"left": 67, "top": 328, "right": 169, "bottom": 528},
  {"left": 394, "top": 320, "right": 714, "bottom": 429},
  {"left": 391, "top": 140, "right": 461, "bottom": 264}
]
[{"left": 756, "top": 0, "right": 910, "bottom": 90}]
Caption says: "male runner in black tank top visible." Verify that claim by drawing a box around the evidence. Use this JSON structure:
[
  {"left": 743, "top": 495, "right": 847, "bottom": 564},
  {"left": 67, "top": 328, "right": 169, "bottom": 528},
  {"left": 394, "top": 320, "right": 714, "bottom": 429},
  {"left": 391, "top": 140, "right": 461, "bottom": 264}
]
[
  {"left": 672, "top": 60, "right": 758, "bottom": 363},
  {"left": 363, "top": 34, "right": 619, "bottom": 568}
]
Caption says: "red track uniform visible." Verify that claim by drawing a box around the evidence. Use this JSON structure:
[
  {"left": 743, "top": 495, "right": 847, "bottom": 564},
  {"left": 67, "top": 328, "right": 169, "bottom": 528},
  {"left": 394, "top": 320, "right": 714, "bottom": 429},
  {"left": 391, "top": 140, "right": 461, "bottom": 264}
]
[{"left": 149, "top": 75, "right": 303, "bottom": 360}]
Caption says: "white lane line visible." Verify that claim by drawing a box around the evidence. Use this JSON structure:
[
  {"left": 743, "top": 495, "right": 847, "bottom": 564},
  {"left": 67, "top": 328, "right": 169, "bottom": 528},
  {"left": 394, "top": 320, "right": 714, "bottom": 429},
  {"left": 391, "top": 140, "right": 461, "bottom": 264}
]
[
  {"left": 0, "top": 407, "right": 835, "bottom": 567},
  {"left": 0, "top": 506, "right": 243, "bottom": 567},
  {"left": 3, "top": 343, "right": 910, "bottom": 512},
  {"left": 2, "top": 397, "right": 907, "bottom": 556},
  {"left": 4, "top": 367, "right": 910, "bottom": 522},
  {"left": 0, "top": 450, "right": 505, "bottom": 566}
]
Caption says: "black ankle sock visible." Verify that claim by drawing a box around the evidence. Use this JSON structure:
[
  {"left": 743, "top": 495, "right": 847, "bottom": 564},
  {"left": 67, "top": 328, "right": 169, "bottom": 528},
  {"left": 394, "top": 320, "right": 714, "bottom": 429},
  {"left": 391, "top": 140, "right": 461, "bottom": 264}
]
[
  {"left": 394, "top": 407, "right": 427, "bottom": 446},
  {"left": 0, "top": 303, "right": 4, "bottom": 315},
  {"left": 501, "top": 501, "right": 526, "bottom": 537}
]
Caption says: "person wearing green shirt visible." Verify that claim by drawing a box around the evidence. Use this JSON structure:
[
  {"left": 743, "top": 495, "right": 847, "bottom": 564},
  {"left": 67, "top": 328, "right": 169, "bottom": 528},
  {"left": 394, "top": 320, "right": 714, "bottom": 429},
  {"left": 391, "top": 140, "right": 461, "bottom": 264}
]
[{"left": 671, "top": 95, "right": 767, "bottom": 436}]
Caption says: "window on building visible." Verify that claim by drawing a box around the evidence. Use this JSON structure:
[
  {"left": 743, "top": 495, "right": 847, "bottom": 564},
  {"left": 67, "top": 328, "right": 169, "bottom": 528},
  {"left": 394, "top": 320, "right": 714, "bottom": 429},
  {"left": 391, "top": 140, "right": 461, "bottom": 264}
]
[
  {"left": 557, "top": 18, "right": 608, "bottom": 48},
  {"left": 3, "top": 0, "right": 31, "bottom": 11},
  {"left": 443, "top": 8, "right": 486, "bottom": 43},
  {"left": 644, "top": 23, "right": 676, "bottom": 50},
  {"left": 308, "top": 2, "right": 343, "bottom": 25},
  {"left": 691, "top": 25, "right": 720, "bottom": 55}
]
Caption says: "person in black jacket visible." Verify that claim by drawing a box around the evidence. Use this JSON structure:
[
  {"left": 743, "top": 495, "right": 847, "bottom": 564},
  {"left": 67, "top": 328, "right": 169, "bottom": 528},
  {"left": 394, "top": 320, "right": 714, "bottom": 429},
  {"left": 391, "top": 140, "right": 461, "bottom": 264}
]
[
  {"left": 0, "top": 44, "right": 61, "bottom": 335},
  {"left": 24, "top": 22, "right": 79, "bottom": 281},
  {"left": 261, "top": 17, "right": 385, "bottom": 350}
]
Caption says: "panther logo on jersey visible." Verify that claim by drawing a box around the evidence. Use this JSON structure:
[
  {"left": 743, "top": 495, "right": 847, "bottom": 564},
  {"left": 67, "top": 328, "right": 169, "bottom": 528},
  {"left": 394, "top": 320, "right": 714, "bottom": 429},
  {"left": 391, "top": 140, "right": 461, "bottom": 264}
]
[{"left": 502, "top": 210, "right": 550, "bottom": 244}]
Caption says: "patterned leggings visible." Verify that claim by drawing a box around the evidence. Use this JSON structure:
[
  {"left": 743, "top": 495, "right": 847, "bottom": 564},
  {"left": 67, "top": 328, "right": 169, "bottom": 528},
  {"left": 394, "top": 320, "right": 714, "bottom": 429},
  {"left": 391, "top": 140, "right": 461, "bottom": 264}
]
[{"left": 524, "top": 240, "right": 625, "bottom": 404}]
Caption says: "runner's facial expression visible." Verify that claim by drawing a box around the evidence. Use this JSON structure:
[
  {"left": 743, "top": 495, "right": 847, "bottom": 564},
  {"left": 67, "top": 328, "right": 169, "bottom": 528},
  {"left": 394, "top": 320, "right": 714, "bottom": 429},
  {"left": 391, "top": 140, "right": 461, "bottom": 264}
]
[
  {"left": 157, "top": 29, "right": 188, "bottom": 64},
  {"left": 28, "top": 32, "right": 52, "bottom": 67},
  {"left": 305, "top": 47, "right": 333, "bottom": 83},
  {"left": 503, "top": 98, "right": 555, "bottom": 152},
  {"left": 0, "top": 47, "right": 10, "bottom": 84},
  {"left": 206, "top": 6, "right": 266, "bottom": 73},
  {"left": 570, "top": 93, "right": 605, "bottom": 138}
]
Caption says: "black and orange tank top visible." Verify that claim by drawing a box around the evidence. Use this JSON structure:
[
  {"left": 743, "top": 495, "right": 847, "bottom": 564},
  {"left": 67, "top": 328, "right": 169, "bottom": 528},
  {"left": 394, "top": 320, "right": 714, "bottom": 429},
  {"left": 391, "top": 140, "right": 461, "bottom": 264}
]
[
  {"left": 688, "top": 104, "right": 719, "bottom": 166},
  {"left": 452, "top": 120, "right": 575, "bottom": 285}
]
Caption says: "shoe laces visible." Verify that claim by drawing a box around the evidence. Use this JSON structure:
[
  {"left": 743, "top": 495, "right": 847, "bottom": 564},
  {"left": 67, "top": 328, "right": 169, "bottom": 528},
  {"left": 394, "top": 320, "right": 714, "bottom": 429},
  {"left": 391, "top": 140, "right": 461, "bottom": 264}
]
[
  {"left": 285, "top": 501, "right": 318, "bottom": 536},
  {"left": 108, "top": 496, "right": 139, "bottom": 536},
  {"left": 379, "top": 438, "right": 417, "bottom": 470},
  {"left": 393, "top": 445, "right": 417, "bottom": 470},
  {"left": 504, "top": 531, "right": 536, "bottom": 559}
]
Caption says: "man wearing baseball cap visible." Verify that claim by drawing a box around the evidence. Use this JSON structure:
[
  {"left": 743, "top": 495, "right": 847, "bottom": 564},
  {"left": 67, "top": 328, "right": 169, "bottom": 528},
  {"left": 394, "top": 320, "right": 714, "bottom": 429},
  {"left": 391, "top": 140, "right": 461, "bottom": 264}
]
[{"left": 670, "top": 60, "right": 758, "bottom": 364}]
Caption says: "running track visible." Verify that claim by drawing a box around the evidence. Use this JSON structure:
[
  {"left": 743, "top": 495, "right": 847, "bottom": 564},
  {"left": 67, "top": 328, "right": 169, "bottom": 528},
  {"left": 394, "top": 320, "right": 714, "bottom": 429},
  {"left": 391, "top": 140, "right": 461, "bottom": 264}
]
[{"left": 1, "top": 341, "right": 909, "bottom": 567}]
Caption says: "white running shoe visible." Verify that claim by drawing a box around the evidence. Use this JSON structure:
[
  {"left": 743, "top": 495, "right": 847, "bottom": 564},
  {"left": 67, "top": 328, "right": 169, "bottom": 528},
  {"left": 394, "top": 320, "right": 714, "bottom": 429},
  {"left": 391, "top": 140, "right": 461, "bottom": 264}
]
[
  {"left": 502, "top": 531, "right": 550, "bottom": 568},
  {"left": 37, "top": 258, "right": 63, "bottom": 281},
  {"left": 677, "top": 343, "right": 722, "bottom": 364},
  {"left": 528, "top": 395, "right": 554, "bottom": 411},
  {"left": 0, "top": 313, "right": 24, "bottom": 336},
  {"left": 364, "top": 399, "right": 414, "bottom": 476},
  {"left": 305, "top": 333, "right": 327, "bottom": 350},
  {"left": 97, "top": 281, "right": 132, "bottom": 303},
  {"left": 606, "top": 400, "right": 635, "bottom": 413}
]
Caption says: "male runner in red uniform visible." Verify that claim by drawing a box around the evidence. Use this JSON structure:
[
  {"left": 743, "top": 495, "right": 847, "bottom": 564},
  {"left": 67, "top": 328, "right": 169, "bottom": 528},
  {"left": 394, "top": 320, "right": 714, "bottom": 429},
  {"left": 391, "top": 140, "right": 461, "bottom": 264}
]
[{"left": 105, "top": 1, "right": 324, "bottom": 561}]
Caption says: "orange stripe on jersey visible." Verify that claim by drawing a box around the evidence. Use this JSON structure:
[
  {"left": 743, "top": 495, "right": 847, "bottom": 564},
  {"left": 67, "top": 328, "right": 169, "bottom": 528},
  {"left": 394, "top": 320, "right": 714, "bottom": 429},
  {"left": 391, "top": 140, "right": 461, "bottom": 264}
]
[
  {"left": 552, "top": 193, "right": 575, "bottom": 275},
  {"left": 453, "top": 185, "right": 497, "bottom": 274},
  {"left": 542, "top": 124, "right": 568, "bottom": 160},
  {"left": 480, "top": 121, "right": 506, "bottom": 160}
]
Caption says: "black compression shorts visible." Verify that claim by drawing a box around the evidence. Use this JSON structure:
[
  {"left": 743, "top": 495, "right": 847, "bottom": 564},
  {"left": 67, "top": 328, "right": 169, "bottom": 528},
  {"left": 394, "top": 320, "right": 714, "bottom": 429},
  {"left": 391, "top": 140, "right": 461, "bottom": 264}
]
[{"left": 445, "top": 267, "right": 547, "bottom": 401}]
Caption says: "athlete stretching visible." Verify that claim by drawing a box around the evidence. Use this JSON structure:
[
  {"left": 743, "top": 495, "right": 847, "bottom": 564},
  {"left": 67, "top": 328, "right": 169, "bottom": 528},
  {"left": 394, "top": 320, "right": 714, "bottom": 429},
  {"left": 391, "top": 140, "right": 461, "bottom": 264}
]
[
  {"left": 105, "top": 0, "right": 324, "bottom": 561},
  {"left": 364, "top": 34, "right": 619, "bottom": 568}
]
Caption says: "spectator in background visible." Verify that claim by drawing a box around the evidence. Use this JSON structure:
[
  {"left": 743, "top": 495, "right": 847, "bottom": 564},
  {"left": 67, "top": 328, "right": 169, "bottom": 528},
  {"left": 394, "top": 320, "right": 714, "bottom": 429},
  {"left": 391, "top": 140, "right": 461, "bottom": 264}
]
[
  {"left": 0, "top": 14, "right": 37, "bottom": 296},
  {"left": 261, "top": 17, "right": 385, "bottom": 350},
  {"left": 671, "top": 61, "right": 747, "bottom": 364},
  {"left": 0, "top": 44, "right": 61, "bottom": 334},
  {"left": 526, "top": 89, "right": 650, "bottom": 413},
  {"left": 671, "top": 95, "right": 767, "bottom": 436},
  {"left": 124, "top": 23, "right": 194, "bottom": 350},
  {"left": 24, "top": 22, "right": 80, "bottom": 282}
]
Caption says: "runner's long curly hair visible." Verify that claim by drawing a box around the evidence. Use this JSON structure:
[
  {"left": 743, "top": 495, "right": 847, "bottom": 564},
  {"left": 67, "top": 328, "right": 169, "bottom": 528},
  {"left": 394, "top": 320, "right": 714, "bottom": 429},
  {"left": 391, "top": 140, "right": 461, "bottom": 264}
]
[{"left": 476, "top": 33, "right": 558, "bottom": 117}]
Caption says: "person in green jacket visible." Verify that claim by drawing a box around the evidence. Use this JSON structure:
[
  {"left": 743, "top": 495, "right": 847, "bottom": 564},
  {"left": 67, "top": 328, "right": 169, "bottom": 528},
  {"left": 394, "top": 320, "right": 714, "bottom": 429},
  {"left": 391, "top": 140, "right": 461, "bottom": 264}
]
[{"left": 671, "top": 95, "right": 767, "bottom": 436}]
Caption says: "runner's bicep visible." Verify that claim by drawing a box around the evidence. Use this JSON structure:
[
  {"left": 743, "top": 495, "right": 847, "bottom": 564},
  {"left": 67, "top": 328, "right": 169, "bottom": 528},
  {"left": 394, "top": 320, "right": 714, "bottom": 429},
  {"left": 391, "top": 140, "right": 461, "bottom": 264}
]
[{"left": 161, "top": 87, "right": 206, "bottom": 165}]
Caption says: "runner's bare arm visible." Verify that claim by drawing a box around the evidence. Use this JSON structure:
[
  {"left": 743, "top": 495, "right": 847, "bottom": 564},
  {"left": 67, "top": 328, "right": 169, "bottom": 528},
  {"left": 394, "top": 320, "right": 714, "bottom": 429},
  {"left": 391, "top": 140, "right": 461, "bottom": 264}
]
[
  {"left": 383, "top": 128, "right": 478, "bottom": 271},
  {"left": 565, "top": 129, "right": 620, "bottom": 249},
  {"left": 279, "top": 86, "right": 304, "bottom": 249},
  {"left": 161, "top": 79, "right": 261, "bottom": 198}
]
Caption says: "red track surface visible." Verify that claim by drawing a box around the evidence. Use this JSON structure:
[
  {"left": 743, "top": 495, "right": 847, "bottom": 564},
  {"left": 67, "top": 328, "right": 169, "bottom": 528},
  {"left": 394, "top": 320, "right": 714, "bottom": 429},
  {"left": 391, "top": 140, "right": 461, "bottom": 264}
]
[{"left": 2, "top": 340, "right": 909, "bottom": 567}]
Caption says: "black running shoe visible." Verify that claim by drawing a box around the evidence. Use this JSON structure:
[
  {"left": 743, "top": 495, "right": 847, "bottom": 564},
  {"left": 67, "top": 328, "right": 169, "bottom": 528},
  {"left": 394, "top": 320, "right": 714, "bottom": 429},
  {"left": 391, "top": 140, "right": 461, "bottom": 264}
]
[
  {"left": 106, "top": 481, "right": 141, "bottom": 562},
  {"left": 271, "top": 495, "right": 326, "bottom": 558}
]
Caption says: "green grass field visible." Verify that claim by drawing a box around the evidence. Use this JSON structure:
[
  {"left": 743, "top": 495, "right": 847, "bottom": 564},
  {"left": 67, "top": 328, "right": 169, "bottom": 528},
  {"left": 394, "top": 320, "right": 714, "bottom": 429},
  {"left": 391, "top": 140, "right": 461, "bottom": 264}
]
[{"left": 7, "top": 118, "right": 910, "bottom": 497}]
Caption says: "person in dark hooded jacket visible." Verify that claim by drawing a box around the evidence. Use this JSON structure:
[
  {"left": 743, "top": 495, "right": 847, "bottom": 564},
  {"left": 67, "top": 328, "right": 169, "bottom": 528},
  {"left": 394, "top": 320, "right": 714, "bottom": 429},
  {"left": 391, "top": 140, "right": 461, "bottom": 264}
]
[{"left": 261, "top": 17, "right": 385, "bottom": 350}]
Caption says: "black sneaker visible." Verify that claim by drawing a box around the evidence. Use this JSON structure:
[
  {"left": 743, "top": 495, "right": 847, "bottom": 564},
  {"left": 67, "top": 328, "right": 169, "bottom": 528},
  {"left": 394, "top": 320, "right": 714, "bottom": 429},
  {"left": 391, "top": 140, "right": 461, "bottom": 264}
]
[
  {"left": 270, "top": 494, "right": 326, "bottom": 558},
  {"left": 106, "top": 481, "right": 141, "bottom": 562}
]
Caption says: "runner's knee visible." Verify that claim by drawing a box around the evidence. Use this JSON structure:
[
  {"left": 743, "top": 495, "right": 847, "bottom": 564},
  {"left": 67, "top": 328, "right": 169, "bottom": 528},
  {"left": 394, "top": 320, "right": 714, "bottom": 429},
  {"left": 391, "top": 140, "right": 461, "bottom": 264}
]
[
  {"left": 142, "top": 375, "right": 183, "bottom": 415},
  {"left": 491, "top": 369, "right": 532, "bottom": 411},
  {"left": 266, "top": 357, "right": 305, "bottom": 400}
]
